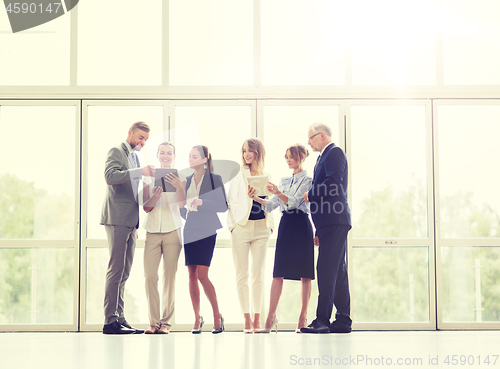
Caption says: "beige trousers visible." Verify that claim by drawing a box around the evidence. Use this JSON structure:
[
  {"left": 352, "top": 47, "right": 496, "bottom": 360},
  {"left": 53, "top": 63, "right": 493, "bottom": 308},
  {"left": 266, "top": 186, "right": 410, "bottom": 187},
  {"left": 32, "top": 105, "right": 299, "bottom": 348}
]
[
  {"left": 144, "top": 229, "right": 182, "bottom": 328},
  {"left": 231, "top": 219, "right": 271, "bottom": 315}
]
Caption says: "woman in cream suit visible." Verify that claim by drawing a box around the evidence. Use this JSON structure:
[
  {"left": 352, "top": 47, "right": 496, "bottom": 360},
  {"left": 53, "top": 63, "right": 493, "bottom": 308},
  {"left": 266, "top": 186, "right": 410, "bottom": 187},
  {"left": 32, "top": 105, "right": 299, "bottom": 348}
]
[{"left": 228, "top": 138, "right": 274, "bottom": 333}]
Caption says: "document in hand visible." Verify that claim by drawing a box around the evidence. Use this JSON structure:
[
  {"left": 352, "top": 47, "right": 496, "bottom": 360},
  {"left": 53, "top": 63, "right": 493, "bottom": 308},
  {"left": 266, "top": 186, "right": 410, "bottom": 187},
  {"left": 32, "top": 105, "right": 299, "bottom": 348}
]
[
  {"left": 155, "top": 168, "right": 178, "bottom": 192},
  {"left": 247, "top": 175, "right": 272, "bottom": 197}
]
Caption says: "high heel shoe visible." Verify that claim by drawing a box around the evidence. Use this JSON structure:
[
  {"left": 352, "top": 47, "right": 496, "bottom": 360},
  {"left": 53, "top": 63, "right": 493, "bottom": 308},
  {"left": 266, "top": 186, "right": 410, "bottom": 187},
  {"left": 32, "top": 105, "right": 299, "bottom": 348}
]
[
  {"left": 255, "top": 317, "right": 278, "bottom": 334},
  {"left": 296, "top": 318, "right": 307, "bottom": 333},
  {"left": 191, "top": 316, "right": 204, "bottom": 334},
  {"left": 243, "top": 326, "right": 254, "bottom": 334},
  {"left": 212, "top": 315, "right": 224, "bottom": 334}
]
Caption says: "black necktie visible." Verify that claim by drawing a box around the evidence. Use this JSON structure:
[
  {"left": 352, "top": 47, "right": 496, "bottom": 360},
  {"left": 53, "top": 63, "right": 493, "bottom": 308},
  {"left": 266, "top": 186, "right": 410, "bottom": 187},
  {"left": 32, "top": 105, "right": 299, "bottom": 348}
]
[{"left": 314, "top": 155, "right": 321, "bottom": 174}]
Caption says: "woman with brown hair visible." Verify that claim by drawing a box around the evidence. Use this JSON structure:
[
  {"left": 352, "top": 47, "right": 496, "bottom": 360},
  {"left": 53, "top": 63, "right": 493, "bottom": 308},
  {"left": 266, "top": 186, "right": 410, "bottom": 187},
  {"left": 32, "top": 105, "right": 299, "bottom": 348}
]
[
  {"left": 142, "top": 142, "right": 185, "bottom": 334},
  {"left": 227, "top": 138, "right": 274, "bottom": 333},
  {"left": 182, "top": 145, "right": 228, "bottom": 334},
  {"left": 249, "top": 144, "right": 314, "bottom": 333}
]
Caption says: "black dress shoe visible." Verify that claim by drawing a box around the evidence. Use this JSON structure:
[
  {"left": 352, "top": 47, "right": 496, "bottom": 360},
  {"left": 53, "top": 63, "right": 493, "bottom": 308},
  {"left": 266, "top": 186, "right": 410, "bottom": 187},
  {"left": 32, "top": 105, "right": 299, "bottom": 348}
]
[
  {"left": 121, "top": 320, "right": 145, "bottom": 334},
  {"left": 103, "top": 320, "right": 136, "bottom": 335},
  {"left": 300, "top": 319, "right": 330, "bottom": 334},
  {"left": 330, "top": 320, "right": 352, "bottom": 333}
]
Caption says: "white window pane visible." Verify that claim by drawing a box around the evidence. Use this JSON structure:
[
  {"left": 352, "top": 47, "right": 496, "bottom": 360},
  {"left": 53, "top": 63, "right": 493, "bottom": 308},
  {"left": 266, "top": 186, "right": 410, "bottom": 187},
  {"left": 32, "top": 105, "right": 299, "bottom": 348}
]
[
  {"left": 351, "top": 105, "right": 428, "bottom": 238},
  {"left": 438, "top": 105, "right": 500, "bottom": 238},
  {"left": 0, "top": 13, "right": 69, "bottom": 85},
  {"left": 86, "top": 248, "right": 146, "bottom": 324},
  {"left": 86, "top": 106, "right": 164, "bottom": 239},
  {"left": 169, "top": 0, "right": 253, "bottom": 86},
  {"left": 1, "top": 105, "right": 76, "bottom": 240},
  {"left": 0, "top": 248, "right": 74, "bottom": 324},
  {"left": 261, "top": 0, "right": 345, "bottom": 86},
  {"left": 443, "top": 0, "right": 500, "bottom": 85},
  {"left": 349, "top": 0, "right": 436, "bottom": 85},
  {"left": 441, "top": 246, "right": 500, "bottom": 322},
  {"left": 352, "top": 247, "right": 430, "bottom": 322},
  {"left": 77, "top": 0, "right": 162, "bottom": 86},
  {"left": 173, "top": 104, "right": 252, "bottom": 240},
  {"left": 263, "top": 105, "right": 340, "bottom": 240}
]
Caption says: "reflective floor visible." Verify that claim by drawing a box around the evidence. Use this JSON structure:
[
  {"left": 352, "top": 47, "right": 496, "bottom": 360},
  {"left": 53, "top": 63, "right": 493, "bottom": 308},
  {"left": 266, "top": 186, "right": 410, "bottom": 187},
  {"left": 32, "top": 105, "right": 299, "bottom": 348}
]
[{"left": 1, "top": 331, "right": 500, "bottom": 369}]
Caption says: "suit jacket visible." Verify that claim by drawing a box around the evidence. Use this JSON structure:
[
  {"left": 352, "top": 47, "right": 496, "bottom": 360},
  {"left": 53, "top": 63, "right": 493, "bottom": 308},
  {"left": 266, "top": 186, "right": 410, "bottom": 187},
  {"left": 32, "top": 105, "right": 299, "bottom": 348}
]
[
  {"left": 226, "top": 167, "right": 275, "bottom": 232},
  {"left": 308, "top": 143, "right": 351, "bottom": 229},
  {"left": 183, "top": 171, "right": 228, "bottom": 243},
  {"left": 100, "top": 142, "right": 143, "bottom": 228}
]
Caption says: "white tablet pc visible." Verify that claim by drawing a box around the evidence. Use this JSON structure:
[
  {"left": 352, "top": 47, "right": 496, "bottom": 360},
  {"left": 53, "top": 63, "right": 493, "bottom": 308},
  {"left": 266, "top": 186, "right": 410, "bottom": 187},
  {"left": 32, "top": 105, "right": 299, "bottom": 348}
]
[{"left": 247, "top": 175, "right": 271, "bottom": 197}]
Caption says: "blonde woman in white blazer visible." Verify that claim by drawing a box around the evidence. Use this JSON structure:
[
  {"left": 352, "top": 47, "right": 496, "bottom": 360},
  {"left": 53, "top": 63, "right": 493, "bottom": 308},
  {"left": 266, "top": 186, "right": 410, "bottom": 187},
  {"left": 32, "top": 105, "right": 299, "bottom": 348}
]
[{"left": 228, "top": 138, "right": 274, "bottom": 333}]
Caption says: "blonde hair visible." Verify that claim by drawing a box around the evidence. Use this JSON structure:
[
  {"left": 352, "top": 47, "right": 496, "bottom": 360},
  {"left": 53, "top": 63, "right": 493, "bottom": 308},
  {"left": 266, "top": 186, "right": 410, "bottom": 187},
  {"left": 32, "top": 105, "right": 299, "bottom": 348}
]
[
  {"left": 130, "top": 121, "right": 150, "bottom": 133},
  {"left": 285, "top": 144, "right": 309, "bottom": 164},
  {"left": 242, "top": 138, "right": 265, "bottom": 173}
]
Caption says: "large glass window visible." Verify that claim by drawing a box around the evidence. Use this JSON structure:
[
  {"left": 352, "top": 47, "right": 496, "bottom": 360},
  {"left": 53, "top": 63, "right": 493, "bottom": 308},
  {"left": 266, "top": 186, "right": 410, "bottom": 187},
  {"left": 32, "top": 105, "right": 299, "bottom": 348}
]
[
  {"left": 0, "top": 102, "right": 79, "bottom": 329},
  {"left": 349, "top": 0, "right": 437, "bottom": 85},
  {"left": 1, "top": 105, "right": 77, "bottom": 239},
  {"left": 443, "top": 0, "right": 500, "bottom": 85},
  {"left": 169, "top": 0, "right": 253, "bottom": 86},
  {"left": 351, "top": 104, "right": 429, "bottom": 239},
  {"left": 352, "top": 247, "right": 430, "bottom": 322},
  {"left": 437, "top": 104, "right": 500, "bottom": 238},
  {"left": 441, "top": 246, "right": 500, "bottom": 322},
  {"left": 260, "top": 0, "right": 345, "bottom": 86},
  {"left": 0, "top": 11, "right": 70, "bottom": 86},
  {"left": 77, "top": 0, "right": 162, "bottom": 85},
  {"left": 0, "top": 248, "right": 74, "bottom": 324}
]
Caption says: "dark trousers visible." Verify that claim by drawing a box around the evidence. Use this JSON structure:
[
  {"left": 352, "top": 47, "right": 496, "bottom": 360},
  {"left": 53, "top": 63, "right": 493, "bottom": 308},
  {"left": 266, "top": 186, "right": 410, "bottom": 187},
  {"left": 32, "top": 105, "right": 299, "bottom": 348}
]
[{"left": 315, "top": 224, "right": 351, "bottom": 325}]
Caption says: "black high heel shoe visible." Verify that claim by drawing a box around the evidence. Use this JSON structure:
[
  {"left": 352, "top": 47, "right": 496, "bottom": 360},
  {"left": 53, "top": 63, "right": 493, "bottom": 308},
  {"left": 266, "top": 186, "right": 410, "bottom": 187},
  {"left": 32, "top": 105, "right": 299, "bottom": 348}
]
[
  {"left": 191, "top": 316, "right": 204, "bottom": 334},
  {"left": 212, "top": 315, "right": 224, "bottom": 334}
]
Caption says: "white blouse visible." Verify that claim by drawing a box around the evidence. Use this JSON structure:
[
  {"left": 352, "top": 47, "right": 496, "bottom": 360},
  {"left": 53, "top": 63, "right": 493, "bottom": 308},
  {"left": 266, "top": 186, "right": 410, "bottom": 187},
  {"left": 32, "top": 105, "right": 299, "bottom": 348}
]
[
  {"left": 186, "top": 173, "right": 204, "bottom": 212},
  {"left": 142, "top": 174, "right": 184, "bottom": 233}
]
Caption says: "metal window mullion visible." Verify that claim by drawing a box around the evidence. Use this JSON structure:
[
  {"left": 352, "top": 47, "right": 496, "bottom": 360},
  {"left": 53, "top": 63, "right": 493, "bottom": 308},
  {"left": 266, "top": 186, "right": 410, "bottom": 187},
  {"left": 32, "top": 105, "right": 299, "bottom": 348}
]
[
  {"left": 253, "top": 0, "right": 261, "bottom": 88},
  {"left": 163, "top": 0, "right": 169, "bottom": 87}
]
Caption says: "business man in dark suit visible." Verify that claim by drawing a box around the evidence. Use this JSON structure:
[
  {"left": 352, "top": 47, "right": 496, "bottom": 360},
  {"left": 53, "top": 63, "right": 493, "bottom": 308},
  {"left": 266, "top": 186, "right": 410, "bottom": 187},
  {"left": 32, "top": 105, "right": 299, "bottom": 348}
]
[
  {"left": 101, "top": 121, "right": 155, "bottom": 334},
  {"left": 301, "top": 123, "right": 352, "bottom": 334}
]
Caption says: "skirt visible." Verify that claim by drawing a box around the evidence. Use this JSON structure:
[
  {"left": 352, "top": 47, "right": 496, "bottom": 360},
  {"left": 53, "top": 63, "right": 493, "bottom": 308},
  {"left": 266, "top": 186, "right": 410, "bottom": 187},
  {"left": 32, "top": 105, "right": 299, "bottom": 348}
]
[
  {"left": 184, "top": 234, "right": 217, "bottom": 267},
  {"left": 273, "top": 210, "right": 315, "bottom": 280}
]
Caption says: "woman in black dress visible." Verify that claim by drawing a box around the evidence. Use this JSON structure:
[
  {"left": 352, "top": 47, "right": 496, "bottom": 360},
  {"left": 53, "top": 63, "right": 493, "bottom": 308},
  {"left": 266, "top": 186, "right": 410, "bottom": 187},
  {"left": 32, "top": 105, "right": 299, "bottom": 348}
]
[
  {"left": 182, "top": 145, "right": 228, "bottom": 334},
  {"left": 249, "top": 144, "right": 314, "bottom": 333}
]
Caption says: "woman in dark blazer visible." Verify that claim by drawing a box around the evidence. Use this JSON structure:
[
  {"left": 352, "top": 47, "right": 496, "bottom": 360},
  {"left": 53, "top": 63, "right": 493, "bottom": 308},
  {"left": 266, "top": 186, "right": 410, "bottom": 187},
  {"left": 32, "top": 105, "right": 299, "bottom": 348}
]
[{"left": 182, "top": 145, "right": 228, "bottom": 334}]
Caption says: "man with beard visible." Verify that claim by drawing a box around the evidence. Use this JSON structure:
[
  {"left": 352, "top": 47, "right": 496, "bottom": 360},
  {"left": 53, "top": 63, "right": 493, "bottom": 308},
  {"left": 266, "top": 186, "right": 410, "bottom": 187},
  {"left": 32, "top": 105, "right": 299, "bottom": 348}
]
[{"left": 101, "top": 121, "right": 154, "bottom": 334}]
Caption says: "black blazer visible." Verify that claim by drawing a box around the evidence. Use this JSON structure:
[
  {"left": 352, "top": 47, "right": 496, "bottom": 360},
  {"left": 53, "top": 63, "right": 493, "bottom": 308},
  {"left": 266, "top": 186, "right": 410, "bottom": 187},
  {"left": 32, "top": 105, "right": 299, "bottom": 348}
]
[
  {"left": 308, "top": 143, "right": 351, "bottom": 229},
  {"left": 182, "top": 170, "right": 228, "bottom": 243}
]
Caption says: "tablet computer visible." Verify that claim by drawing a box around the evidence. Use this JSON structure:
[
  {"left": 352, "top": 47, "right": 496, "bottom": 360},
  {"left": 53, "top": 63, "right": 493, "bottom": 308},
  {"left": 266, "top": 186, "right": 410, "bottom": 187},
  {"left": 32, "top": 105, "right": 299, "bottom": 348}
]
[
  {"left": 247, "top": 175, "right": 272, "bottom": 197},
  {"left": 154, "top": 168, "right": 179, "bottom": 192}
]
